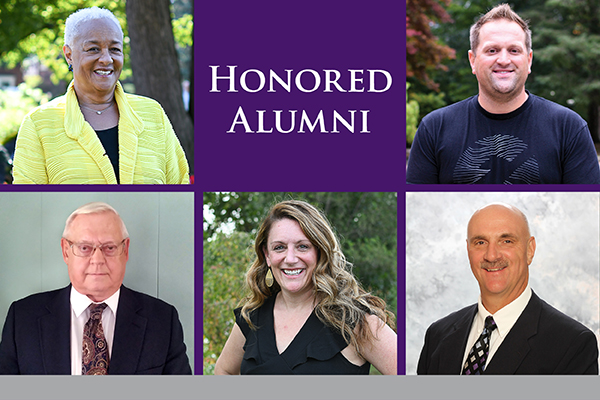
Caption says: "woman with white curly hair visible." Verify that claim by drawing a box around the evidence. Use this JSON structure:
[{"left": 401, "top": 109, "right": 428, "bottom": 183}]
[{"left": 13, "top": 7, "right": 189, "bottom": 184}]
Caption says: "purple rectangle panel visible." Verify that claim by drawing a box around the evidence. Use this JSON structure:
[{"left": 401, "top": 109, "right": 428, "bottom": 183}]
[{"left": 197, "top": 0, "right": 405, "bottom": 192}]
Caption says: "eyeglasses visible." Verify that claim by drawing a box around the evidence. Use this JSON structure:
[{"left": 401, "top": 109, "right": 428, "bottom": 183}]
[{"left": 64, "top": 238, "right": 127, "bottom": 257}]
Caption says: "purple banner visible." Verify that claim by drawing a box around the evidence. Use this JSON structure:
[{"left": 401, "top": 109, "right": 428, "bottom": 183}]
[{"left": 197, "top": 0, "right": 405, "bottom": 192}]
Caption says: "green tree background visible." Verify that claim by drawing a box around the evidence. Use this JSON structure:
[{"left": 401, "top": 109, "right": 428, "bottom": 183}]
[
  {"left": 203, "top": 192, "right": 398, "bottom": 374},
  {"left": 407, "top": 0, "right": 600, "bottom": 144}
]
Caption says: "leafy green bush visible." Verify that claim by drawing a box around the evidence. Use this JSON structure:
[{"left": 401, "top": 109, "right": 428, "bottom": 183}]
[
  {"left": 203, "top": 231, "right": 253, "bottom": 374},
  {"left": 345, "top": 237, "right": 397, "bottom": 316},
  {"left": 406, "top": 82, "right": 419, "bottom": 145},
  {"left": 0, "top": 81, "right": 50, "bottom": 146},
  {"left": 409, "top": 89, "right": 447, "bottom": 127}
]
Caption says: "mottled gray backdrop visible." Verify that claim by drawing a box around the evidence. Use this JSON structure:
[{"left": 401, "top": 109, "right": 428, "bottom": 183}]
[{"left": 406, "top": 192, "right": 599, "bottom": 375}]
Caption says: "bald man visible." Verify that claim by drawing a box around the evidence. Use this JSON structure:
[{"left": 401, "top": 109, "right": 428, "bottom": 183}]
[{"left": 417, "top": 203, "right": 598, "bottom": 374}]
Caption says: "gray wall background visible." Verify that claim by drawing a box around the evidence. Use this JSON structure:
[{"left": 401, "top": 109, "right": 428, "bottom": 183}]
[
  {"left": 0, "top": 192, "right": 195, "bottom": 372},
  {"left": 406, "top": 192, "right": 599, "bottom": 375}
]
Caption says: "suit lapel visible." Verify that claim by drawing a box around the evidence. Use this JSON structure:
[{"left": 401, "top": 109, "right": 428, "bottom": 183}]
[
  {"left": 437, "top": 305, "right": 477, "bottom": 374},
  {"left": 38, "top": 286, "right": 71, "bottom": 374},
  {"left": 484, "top": 292, "right": 540, "bottom": 374},
  {"left": 109, "top": 286, "right": 147, "bottom": 374}
]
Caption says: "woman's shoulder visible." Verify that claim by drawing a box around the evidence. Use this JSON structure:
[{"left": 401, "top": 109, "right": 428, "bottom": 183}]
[
  {"left": 122, "top": 92, "right": 160, "bottom": 106},
  {"left": 119, "top": 91, "right": 172, "bottom": 128},
  {"left": 24, "top": 94, "right": 67, "bottom": 121},
  {"left": 121, "top": 91, "right": 164, "bottom": 112},
  {"left": 233, "top": 304, "right": 258, "bottom": 338},
  {"left": 234, "top": 296, "right": 274, "bottom": 330},
  {"left": 364, "top": 313, "right": 388, "bottom": 334}
]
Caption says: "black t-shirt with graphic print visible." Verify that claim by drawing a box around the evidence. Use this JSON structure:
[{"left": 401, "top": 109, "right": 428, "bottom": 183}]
[{"left": 406, "top": 92, "right": 600, "bottom": 184}]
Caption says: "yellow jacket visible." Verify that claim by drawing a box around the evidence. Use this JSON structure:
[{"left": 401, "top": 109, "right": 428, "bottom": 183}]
[{"left": 13, "top": 81, "right": 190, "bottom": 184}]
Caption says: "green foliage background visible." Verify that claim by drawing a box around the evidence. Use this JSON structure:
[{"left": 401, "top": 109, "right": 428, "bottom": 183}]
[
  {"left": 406, "top": 82, "right": 420, "bottom": 145},
  {"left": 0, "top": 79, "right": 50, "bottom": 145},
  {"left": 203, "top": 192, "right": 398, "bottom": 374},
  {"left": 203, "top": 231, "right": 254, "bottom": 375}
]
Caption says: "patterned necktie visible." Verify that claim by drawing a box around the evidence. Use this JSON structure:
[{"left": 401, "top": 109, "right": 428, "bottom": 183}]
[
  {"left": 462, "top": 315, "right": 497, "bottom": 375},
  {"left": 82, "top": 303, "right": 109, "bottom": 375}
]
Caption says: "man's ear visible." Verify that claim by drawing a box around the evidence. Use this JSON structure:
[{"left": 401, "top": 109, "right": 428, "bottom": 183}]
[
  {"left": 61, "top": 238, "right": 70, "bottom": 263},
  {"left": 527, "top": 236, "right": 536, "bottom": 265},
  {"left": 122, "top": 238, "right": 130, "bottom": 262},
  {"left": 468, "top": 50, "right": 476, "bottom": 74}
]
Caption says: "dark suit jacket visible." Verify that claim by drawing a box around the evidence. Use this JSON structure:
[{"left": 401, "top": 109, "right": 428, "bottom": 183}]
[
  {"left": 417, "top": 291, "right": 598, "bottom": 374},
  {"left": 0, "top": 285, "right": 192, "bottom": 374}
]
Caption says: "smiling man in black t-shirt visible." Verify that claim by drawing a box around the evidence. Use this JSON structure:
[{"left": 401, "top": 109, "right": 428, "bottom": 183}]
[{"left": 406, "top": 3, "right": 600, "bottom": 184}]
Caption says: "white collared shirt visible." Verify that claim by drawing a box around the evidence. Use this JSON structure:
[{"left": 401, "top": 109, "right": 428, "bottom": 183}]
[
  {"left": 460, "top": 285, "right": 532, "bottom": 373},
  {"left": 70, "top": 286, "right": 120, "bottom": 375}
]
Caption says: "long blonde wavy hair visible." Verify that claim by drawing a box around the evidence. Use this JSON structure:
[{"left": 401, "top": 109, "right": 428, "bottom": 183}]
[{"left": 240, "top": 200, "right": 395, "bottom": 357}]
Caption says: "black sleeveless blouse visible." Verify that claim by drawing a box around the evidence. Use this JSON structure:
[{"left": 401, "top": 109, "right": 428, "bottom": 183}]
[{"left": 234, "top": 296, "right": 370, "bottom": 374}]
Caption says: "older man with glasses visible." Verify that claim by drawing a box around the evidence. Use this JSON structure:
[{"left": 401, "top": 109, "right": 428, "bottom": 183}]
[{"left": 0, "top": 202, "right": 192, "bottom": 375}]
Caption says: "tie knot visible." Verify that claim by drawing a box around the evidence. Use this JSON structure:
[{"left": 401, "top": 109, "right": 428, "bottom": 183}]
[
  {"left": 484, "top": 315, "right": 497, "bottom": 332},
  {"left": 89, "top": 303, "right": 108, "bottom": 318}
]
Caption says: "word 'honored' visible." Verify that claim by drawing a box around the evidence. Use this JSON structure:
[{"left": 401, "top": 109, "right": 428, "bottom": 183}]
[{"left": 210, "top": 66, "right": 392, "bottom": 93}]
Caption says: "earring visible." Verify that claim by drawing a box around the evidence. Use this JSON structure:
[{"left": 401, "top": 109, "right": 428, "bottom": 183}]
[
  {"left": 265, "top": 268, "right": 274, "bottom": 287},
  {"left": 68, "top": 64, "right": 73, "bottom": 72}
]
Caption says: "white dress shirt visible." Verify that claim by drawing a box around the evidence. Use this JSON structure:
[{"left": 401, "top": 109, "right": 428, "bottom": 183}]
[
  {"left": 70, "top": 287, "right": 120, "bottom": 375},
  {"left": 460, "top": 285, "right": 532, "bottom": 373}
]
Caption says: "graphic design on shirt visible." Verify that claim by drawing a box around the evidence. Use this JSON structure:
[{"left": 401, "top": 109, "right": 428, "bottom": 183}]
[
  {"left": 505, "top": 156, "right": 539, "bottom": 184},
  {"left": 453, "top": 134, "right": 540, "bottom": 184}
]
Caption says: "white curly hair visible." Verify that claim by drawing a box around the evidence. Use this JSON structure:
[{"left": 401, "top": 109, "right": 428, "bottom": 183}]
[{"left": 64, "top": 6, "right": 123, "bottom": 47}]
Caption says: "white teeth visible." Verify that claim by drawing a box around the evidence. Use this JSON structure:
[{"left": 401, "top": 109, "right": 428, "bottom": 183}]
[
  {"left": 283, "top": 269, "right": 302, "bottom": 276},
  {"left": 486, "top": 267, "right": 504, "bottom": 272},
  {"left": 95, "top": 70, "right": 111, "bottom": 75}
]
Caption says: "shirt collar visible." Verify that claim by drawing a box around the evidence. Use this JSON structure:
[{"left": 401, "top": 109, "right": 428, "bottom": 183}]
[
  {"left": 70, "top": 286, "right": 120, "bottom": 318},
  {"left": 477, "top": 284, "right": 532, "bottom": 338}
]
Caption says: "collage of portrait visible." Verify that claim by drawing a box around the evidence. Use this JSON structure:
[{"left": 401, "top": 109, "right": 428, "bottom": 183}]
[{"left": 0, "top": 2, "right": 598, "bottom": 400}]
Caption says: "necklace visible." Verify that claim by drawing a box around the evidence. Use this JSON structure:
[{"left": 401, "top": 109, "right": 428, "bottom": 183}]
[{"left": 80, "top": 101, "right": 114, "bottom": 115}]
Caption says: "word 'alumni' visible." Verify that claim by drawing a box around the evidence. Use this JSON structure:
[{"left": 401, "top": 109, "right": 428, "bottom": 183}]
[{"left": 227, "top": 107, "right": 370, "bottom": 134}]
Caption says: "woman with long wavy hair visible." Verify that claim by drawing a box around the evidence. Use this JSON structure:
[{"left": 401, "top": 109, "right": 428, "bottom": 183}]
[{"left": 215, "top": 200, "right": 397, "bottom": 374}]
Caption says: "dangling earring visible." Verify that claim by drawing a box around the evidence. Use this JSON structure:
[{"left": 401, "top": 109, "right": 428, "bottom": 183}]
[
  {"left": 265, "top": 268, "right": 274, "bottom": 287},
  {"left": 68, "top": 64, "right": 73, "bottom": 72}
]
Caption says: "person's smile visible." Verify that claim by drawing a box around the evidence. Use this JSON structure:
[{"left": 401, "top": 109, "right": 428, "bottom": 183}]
[
  {"left": 94, "top": 68, "right": 113, "bottom": 76},
  {"left": 280, "top": 267, "right": 305, "bottom": 277}
]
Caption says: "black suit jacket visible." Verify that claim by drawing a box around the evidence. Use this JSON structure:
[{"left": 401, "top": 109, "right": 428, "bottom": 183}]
[
  {"left": 0, "top": 285, "right": 192, "bottom": 374},
  {"left": 417, "top": 291, "right": 598, "bottom": 374}
]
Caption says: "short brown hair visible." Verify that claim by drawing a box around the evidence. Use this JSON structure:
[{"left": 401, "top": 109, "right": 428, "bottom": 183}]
[{"left": 470, "top": 3, "right": 532, "bottom": 54}]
